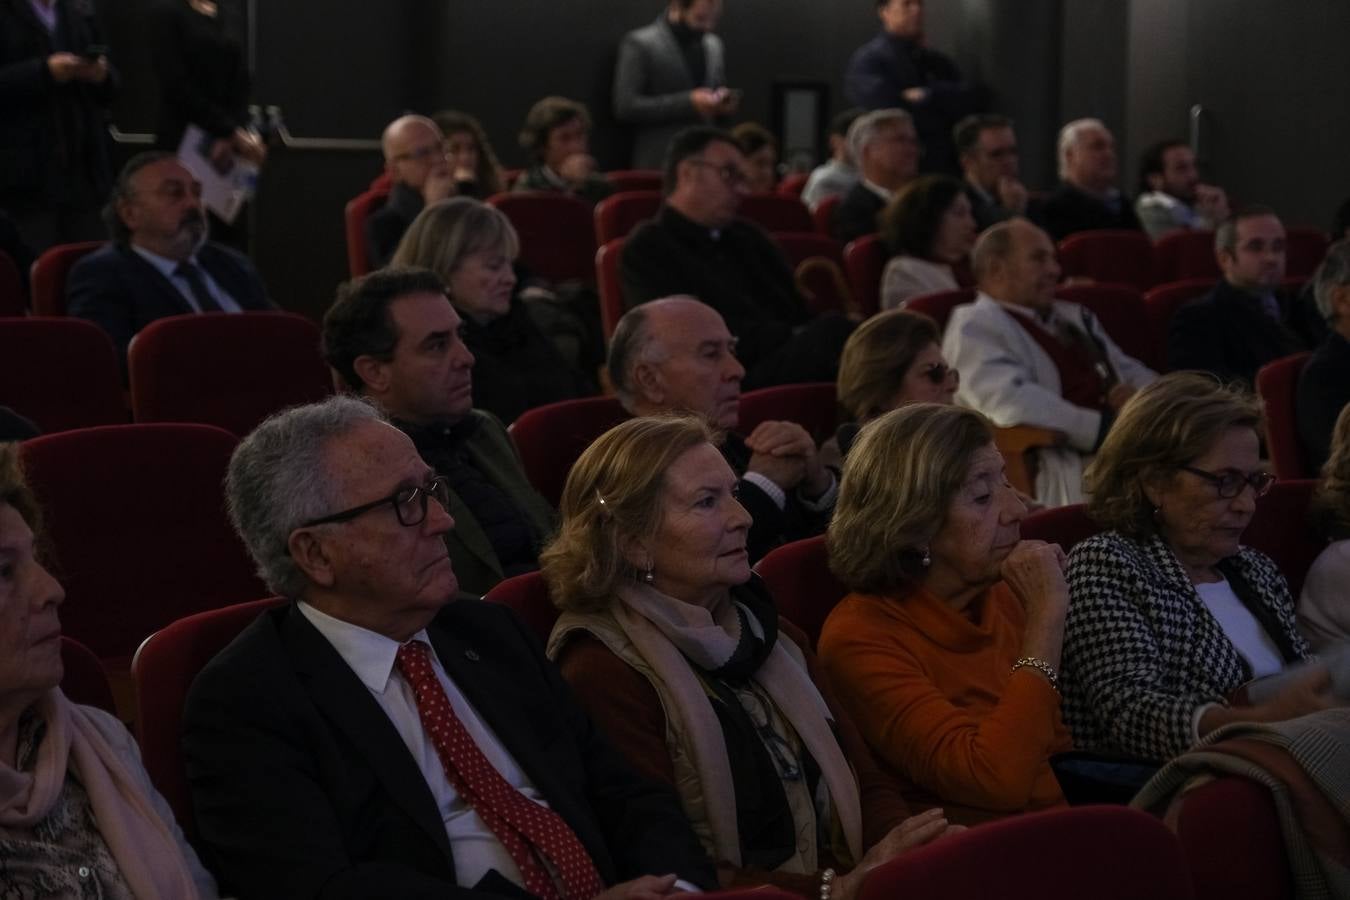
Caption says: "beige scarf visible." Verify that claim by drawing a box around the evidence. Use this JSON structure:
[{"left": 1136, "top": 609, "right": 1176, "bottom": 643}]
[
  {"left": 614, "top": 582, "right": 863, "bottom": 867},
  {"left": 0, "top": 690, "right": 200, "bottom": 899}
]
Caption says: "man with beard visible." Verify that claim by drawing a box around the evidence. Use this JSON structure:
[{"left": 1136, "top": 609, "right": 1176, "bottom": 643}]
[
  {"left": 67, "top": 150, "right": 273, "bottom": 368},
  {"left": 1134, "top": 139, "right": 1230, "bottom": 239}
]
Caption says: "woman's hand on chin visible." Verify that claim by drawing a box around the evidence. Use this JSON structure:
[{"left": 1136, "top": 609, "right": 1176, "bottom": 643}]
[
  {"left": 831, "top": 808, "right": 954, "bottom": 900},
  {"left": 1000, "top": 540, "right": 1068, "bottom": 618}
]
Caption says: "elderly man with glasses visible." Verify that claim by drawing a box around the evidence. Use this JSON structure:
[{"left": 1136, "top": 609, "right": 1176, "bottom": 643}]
[
  {"left": 183, "top": 393, "right": 716, "bottom": 899},
  {"left": 366, "top": 114, "right": 456, "bottom": 268},
  {"left": 621, "top": 126, "right": 854, "bottom": 388}
]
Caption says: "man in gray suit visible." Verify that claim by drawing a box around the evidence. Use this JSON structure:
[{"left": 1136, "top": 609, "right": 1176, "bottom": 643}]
[{"left": 613, "top": 0, "right": 739, "bottom": 169}]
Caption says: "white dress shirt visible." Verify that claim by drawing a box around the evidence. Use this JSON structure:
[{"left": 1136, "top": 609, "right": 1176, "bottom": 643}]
[{"left": 131, "top": 244, "right": 243, "bottom": 313}]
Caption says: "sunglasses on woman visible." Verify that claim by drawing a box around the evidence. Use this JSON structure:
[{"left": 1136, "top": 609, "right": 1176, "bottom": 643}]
[{"left": 919, "top": 362, "right": 959, "bottom": 386}]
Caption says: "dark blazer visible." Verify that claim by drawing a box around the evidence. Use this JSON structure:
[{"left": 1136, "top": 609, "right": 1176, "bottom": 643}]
[
  {"left": 365, "top": 181, "right": 422, "bottom": 271},
  {"left": 1038, "top": 181, "right": 1141, "bottom": 242},
  {"left": 0, "top": 0, "right": 119, "bottom": 211},
  {"left": 1297, "top": 331, "right": 1350, "bottom": 471},
  {"left": 66, "top": 240, "right": 273, "bottom": 365},
  {"left": 183, "top": 599, "right": 716, "bottom": 900},
  {"left": 149, "top": 0, "right": 251, "bottom": 149},
  {"left": 830, "top": 182, "right": 887, "bottom": 245},
  {"left": 1167, "top": 278, "right": 1307, "bottom": 387},
  {"left": 722, "top": 432, "right": 830, "bottom": 564}
]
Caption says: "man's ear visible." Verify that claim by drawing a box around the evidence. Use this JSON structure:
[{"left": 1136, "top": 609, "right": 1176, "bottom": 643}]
[
  {"left": 288, "top": 528, "right": 337, "bottom": 589},
  {"left": 631, "top": 362, "right": 665, "bottom": 407},
  {"left": 353, "top": 354, "right": 390, "bottom": 394},
  {"left": 116, "top": 196, "right": 137, "bottom": 234}
]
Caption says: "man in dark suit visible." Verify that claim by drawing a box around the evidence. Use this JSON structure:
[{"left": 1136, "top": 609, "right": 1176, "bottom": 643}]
[
  {"left": 607, "top": 297, "right": 834, "bottom": 562},
  {"left": 322, "top": 268, "right": 556, "bottom": 598},
  {"left": 1297, "top": 240, "right": 1350, "bottom": 469},
  {"left": 953, "top": 114, "right": 1028, "bottom": 231},
  {"left": 1169, "top": 207, "right": 1318, "bottom": 387},
  {"left": 66, "top": 151, "right": 272, "bottom": 367},
  {"left": 366, "top": 114, "right": 456, "bottom": 269},
  {"left": 830, "top": 108, "right": 920, "bottom": 245},
  {"left": 184, "top": 395, "right": 716, "bottom": 899},
  {"left": 1039, "top": 119, "right": 1142, "bottom": 242},
  {"left": 612, "top": 0, "right": 738, "bottom": 170}
]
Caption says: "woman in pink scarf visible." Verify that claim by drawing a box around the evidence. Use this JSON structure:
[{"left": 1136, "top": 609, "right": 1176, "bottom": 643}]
[{"left": 0, "top": 446, "right": 217, "bottom": 898}]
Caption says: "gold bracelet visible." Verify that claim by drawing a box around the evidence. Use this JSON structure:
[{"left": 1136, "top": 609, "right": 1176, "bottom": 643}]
[
  {"left": 819, "top": 867, "right": 836, "bottom": 900},
  {"left": 1011, "top": 656, "right": 1059, "bottom": 691}
]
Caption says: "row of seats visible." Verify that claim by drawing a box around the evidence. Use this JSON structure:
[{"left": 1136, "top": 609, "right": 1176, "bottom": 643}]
[{"left": 0, "top": 312, "right": 331, "bottom": 437}]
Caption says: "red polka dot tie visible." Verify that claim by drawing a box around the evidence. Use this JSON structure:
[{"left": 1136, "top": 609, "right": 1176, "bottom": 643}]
[{"left": 395, "top": 640, "right": 604, "bottom": 900}]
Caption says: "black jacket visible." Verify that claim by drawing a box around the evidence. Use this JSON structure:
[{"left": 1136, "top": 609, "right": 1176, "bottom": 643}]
[
  {"left": 1039, "top": 182, "right": 1142, "bottom": 243},
  {"left": 830, "top": 182, "right": 887, "bottom": 246},
  {"left": 1167, "top": 279, "right": 1308, "bottom": 387},
  {"left": 1297, "top": 331, "right": 1350, "bottom": 471}
]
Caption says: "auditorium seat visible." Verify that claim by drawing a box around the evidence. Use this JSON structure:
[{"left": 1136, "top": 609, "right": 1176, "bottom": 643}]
[
  {"left": 489, "top": 191, "right": 596, "bottom": 284},
  {"left": 1055, "top": 282, "right": 1157, "bottom": 371},
  {"left": 31, "top": 240, "right": 102, "bottom": 316},
  {"left": 772, "top": 232, "right": 850, "bottom": 314},
  {"left": 1255, "top": 352, "right": 1314, "bottom": 480},
  {"left": 594, "top": 190, "right": 662, "bottom": 244},
  {"left": 509, "top": 395, "right": 626, "bottom": 507},
  {"left": 1284, "top": 226, "right": 1330, "bottom": 279},
  {"left": 1057, "top": 230, "right": 1157, "bottom": 290},
  {"left": 1169, "top": 776, "right": 1293, "bottom": 900},
  {"left": 1154, "top": 229, "right": 1221, "bottom": 283},
  {"left": 20, "top": 423, "right": 265, "bottom": 667},
  {"left": 61, "top": 636, "right": 117, "bottom": 714},
  {"left": 857, "top": 806, "right": 1193, "bottom": 900},
  {"left": 813, "top": 194, "right": 842, "bottom": 237},
  {"left": 1143, "top": 277, "right": 1216, "bottom": 369},
  {"left": 595, "top": 238, "right": 626, "bottom": 340},
  {"left": 133, "top": 597, "right": 285, "bottom": 838},
  {"left": 1020, "top": 503, "right": 1098, "bottom": 553},
  {"left": 776, "top": 172, "right": 809, "bottom": 198},
  {"left": 344, "top": 187, "right": 389, "bottom": 277},
  {"left": 129, "top": 312, "right": 333, "bottom": 436},
  {"left": 738, "top": 194, "right": 814, "bottom": 234},
  {"left": 0, "top": 317, "right": 125, "bottom": 433},
  {"left": 0, "top": 250, "right": 24, "bottom": 316},
  {"left": 753, "top": 535, "right": 845, "bottom": 645},
  {"left": 603, "top": 169, "right": 663, "bottom": 193},
  {"left": 842, "top": 233, "right": 888, "bottom": 316},
  {"left": 482, "top": 571, "right": 558, "bottom": 643},
  {"left": 905, "top": 287, "right": 977, "bottom": 331},
  {"left": 738, "top": 382, "right": 837, "bottom": 443}
]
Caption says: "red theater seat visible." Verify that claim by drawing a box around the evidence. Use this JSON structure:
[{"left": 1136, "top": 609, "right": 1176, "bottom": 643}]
[
  {"left": 1143, "top": 277, "right": 1216, "bottom": 369},
  {"left": 738, "top": 382, "right": 838, "bottom": 442},
  {"left": 0, "top": 250, "right": 24, "bottom": 316},
  {"left": 1154, "top": 229, "right": 1221, "bottom": 283},
  {"left": 482, "top": 571, "right": 559, "bottom": 642},
  {"left": 842, "top": 234, "right": 888, "bottom": 317},
  {"left": 772, "top": 232, "right": 849, "bottom": 314},
  {"left": 61, "top": 636, "right": 117, "bottom": 714},
  {"left": 753, "top": 535, "right": 846, "bottom": 646},
  {"left": 603, "top": 169, "right": 663, "bottom": 193},
  {"left": 777, "top": 172, "right": 809, "bottom": 198},
  {"left": 1285, "top": 226, "right": 1330, "bottom": 279},
  {"left": 1058, "top": 230, "right": 1158, "bottom": 290},
  {"left": 489, "top": 191, "right": 596, "bottom": 284},
  {"left": 813, "top": 194, "right": 842, "bottom": 237},
  {"left": 509, "top": 395, "right": 626, "bottom": 507},
  {"left": 595, "top": 238, "right": 626, "bottom": 340},
  {"left": 0, "top": 317, "right": 125, "bottom": 434},
  {"left": 1255, "top": 352, "right": 1313, "bottom": 480},
  {"left": 905, "top": 287, "right": 977, "bottom": 332},
  {"left": 594, "top": 190, "right": 662, "bottom": 244},
  {"left": 1055, "top": 282, "right": 1157, "bottom": 370},
  {"left": 739, "top": 194, "right": 814, "bottom": 234},
  {"left": 344, "top": 188, "right": 389, "bottom": 277},
  {"left": 31, "top": 240, "right": 102, "bottom": 316}
]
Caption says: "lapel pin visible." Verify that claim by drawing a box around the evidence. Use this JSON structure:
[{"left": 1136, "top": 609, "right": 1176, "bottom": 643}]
[{"left": 465, "top": 649, "right": 481, "bottom": 662}]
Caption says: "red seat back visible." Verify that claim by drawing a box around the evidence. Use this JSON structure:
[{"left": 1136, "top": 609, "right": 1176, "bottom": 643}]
[
  {"left": 1154, "top": 229, "right": 1221, "bottom": 283},
  {"left": 1255, "top": 352, "right": 1313, "bottom": 480},
  {"left": 771, "top": 232, "right": 848, "bottom": 314},
  {"left": 1058, "top": 230, "right": 1158, "bottom": 290},
  {"left": 753, "top": 535, "right": 846, "bottom": 645},
  {"left": 777, "top": 172, "right": 809, "bottom": 198},
  {"left": 0, "top": 250, "right": 24, "bottom": 316},
  {"left": 1020, "top": 504, "right": 1099, "bottom": 553},
  {"left": 344, "top": 188, "right": 389, "bottom": 277},
  {"left": 368, "top": 171, "right": 393, "bottom": 191},
  {"left": 508, "top": 395, "right": 627, "bottom": 507},
  {"left": 858, "top": 806, "right": 1193, "bottom": 900},
  {"left": 738, "top": 382, "right": 838, "bottom": 443},
  {"left": 906, "top": 287, "right": 978, "bottom": 333},
  {"left": 1285, "top": 227, "right": 1330, "bottom": 279},
  {"left": 133, "top": 597, "right": 285, "bottom": 838},
  {"left": 129, "top": 312, "right": 332, "bottom": 437},
  {"left": 813, "top": 194, "right": 842, "bottom": 237},
  {"left": 595, "top": 238, "right": 626, "bottom": 340},
  {"left": 1055, "top": 282, "right": 1157, "bottom": 370},
  {"left": 594, "top": 190, "right": 662, "bottom": 244},
  {"left": 739, "top": 194, "right": 813, "bottom": 234},
  {"left": 603, "top": 169, "right": 663, "bottom": 193},
  {"left": 482, "top": 572, "right": 559, "bottom": 644},
  {"left": 843, "top": 234, "right": 888, "bottom": 317},
  {"left": 31, "top": 241, "right": 102, "bottom": 316},
  {"left": 1144, "top": 277, "right": 1216, "bottom": 370},
  {"left": 60, "top": 635, "right": 116, "bottom": 714},
  {"left": 489, "top": 191, "right": 596, "bottom": 284},
  {"left": 20, "top": 424, "right": 264, "bottom": 663},
  {"left": 1171, "top": 776, "right": 1292, "bottom": 900},
  {"left": 0, "top": 317, "right": 125, "bottom": 433}
]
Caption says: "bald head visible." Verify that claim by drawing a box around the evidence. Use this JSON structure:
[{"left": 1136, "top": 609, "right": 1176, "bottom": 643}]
[
  {"left": 382, "top": 115, "right": 448, "bottom": 191},
  {"left": 608, "top": 296, "right": 744, "bottom": 429},
  {"left": 973, "top": 218, "right": 1060, "bottom": 311}
]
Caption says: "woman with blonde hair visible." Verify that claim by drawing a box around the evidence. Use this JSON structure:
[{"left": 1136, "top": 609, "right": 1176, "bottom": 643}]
[
  {"left": 1298, "top": 403, "right": 1350, "bottom": 649},
  {"left": 542, "top": 416, "right": 956, "bottom": 898},
  {"left": 820, "top": 403, "right": 1071, "bottom": 823}
]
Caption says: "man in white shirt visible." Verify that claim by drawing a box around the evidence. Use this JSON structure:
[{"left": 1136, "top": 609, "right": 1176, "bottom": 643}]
[
  {"left": 1134, "top": 139, "right": 1230, "bottom": 239},
  {"left": 183, "top": 395, "right": 715, "bottom": 898},
  {"left": 67, "top": 151, "right": 272, "bottom": 367}
]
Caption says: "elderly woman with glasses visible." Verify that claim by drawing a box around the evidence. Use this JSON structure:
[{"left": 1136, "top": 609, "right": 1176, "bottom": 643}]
[
  {"left": 1062, "top": 373, "right": 1328, "bottom": 764},
  {"left": 541, "top": 416, "right": 956, "bottom": 900}
]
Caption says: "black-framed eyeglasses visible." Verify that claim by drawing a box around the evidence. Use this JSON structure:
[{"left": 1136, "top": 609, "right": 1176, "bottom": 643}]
[
  {"left": 686, "top": 158, "right": 748, "bottom": 188},
  {"left": 1179, "top": 466, "right": 1275, "bottom": 499},
  {"left": 299, "top": 477, "right": 451, "bottom": 529},
  {"left": 394, "top": 144, "right": 449, "bottom": 164},
  {"left": 919, "top": 362, "right": 959, "bottom": 386}
]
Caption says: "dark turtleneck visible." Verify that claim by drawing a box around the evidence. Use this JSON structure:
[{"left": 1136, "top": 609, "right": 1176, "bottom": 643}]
[{"left": 665, "top": 15, "right": 709, "bottom": 87}]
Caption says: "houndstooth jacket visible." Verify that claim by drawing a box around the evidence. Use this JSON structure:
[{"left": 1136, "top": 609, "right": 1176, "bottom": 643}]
[{"left": 1062, "top": 530, "right": 1311, "bottom": 762}]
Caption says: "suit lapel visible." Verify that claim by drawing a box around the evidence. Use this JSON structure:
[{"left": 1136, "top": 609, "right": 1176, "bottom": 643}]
[
  {"left": 8, "top": 0, "right": 49, "bottom": 45},
  {"left": 118, "top": 245, "right": 197, "bottom": 316},
  {"left": 281, "top": 608, "right": 456, "bottom": 865},
  {"left": 442, "top": 483, "right": 503, "bottom": 580}
]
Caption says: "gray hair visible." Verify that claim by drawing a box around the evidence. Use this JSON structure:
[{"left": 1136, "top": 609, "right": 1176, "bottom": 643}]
[
  {"left": 102, "top": 150, "right": 176, "bottom": 244},
  {"left": 971, "top": 218, "right": 1021, "bottom": 283},
  {"left": 607, "top": 304, "right": 669, "bottom": 412},
  {"left": 226, "top": 395, "right": 387, "bottom": 598},
  {"left": 1215, "top": 205, "right": 1279, "bottom": 256},
  {"left": 1314, "top": 239, "right": 1350, "bottom": 321},
  {"left": 847, "top": 108, "right": 913, "bottom": 169},
  {"left": 1057, "top": 118, "right": 1106, "bottom": 180}
]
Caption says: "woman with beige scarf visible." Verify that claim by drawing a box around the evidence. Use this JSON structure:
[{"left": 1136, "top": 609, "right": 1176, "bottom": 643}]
[
  {"left": 541, "top": 416, "right": 957, "bottom": 899},
  {"left": 0, "top": 445, "right": 217, "bottom": 898}
]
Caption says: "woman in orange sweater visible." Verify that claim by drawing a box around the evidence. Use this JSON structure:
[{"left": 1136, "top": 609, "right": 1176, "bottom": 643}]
[{"left": 819, "top": 404, "right": 1072, "bottom": 824}]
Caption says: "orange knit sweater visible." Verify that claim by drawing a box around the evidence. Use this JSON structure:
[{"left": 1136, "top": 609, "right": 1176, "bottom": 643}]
[{"left": 818, "top": 582, "right": 1070, "bottom": 823}]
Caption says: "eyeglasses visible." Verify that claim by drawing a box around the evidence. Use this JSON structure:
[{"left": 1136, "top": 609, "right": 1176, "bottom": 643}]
[
  {"left": 919, "top": 362, "right": 959, "bottom": 386},
  {"left": 394, "top": 144, "right": 449, "bottom": 164},
  {"left": 738, "top": 687, "right": 801, "bottom": 781},
  {"left": 299, "top": 477, "right": 451, "bottom": 529},
  {"left": 686, "top": 158, "right": 748, "bottom": 188},
  {"left": 1179, "top": 466, "right": 1275, "bottom": 499}
]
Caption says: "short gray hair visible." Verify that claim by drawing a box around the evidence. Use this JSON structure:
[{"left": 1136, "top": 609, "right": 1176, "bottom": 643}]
[
  {"left": 971, "top": 218, "right": 1021, "bottom": 283},
  {"left": 226, "top": 395, "right": 387, "bottom": 598},
  {"left": 1215, "top": 205, "right": 1279, "bottom": 256},
  {"left": 607, "top": 303, "right": 671, "bottom": 412},
  {"left": 1057, "top": 118, "right": 1106, "bottom": 180},
  {"left": 1314, "top": 239, "right": 1350, "bottom": 322},
  {"left": 847, "top": 108, "right": 913, "bottom": 169}
]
